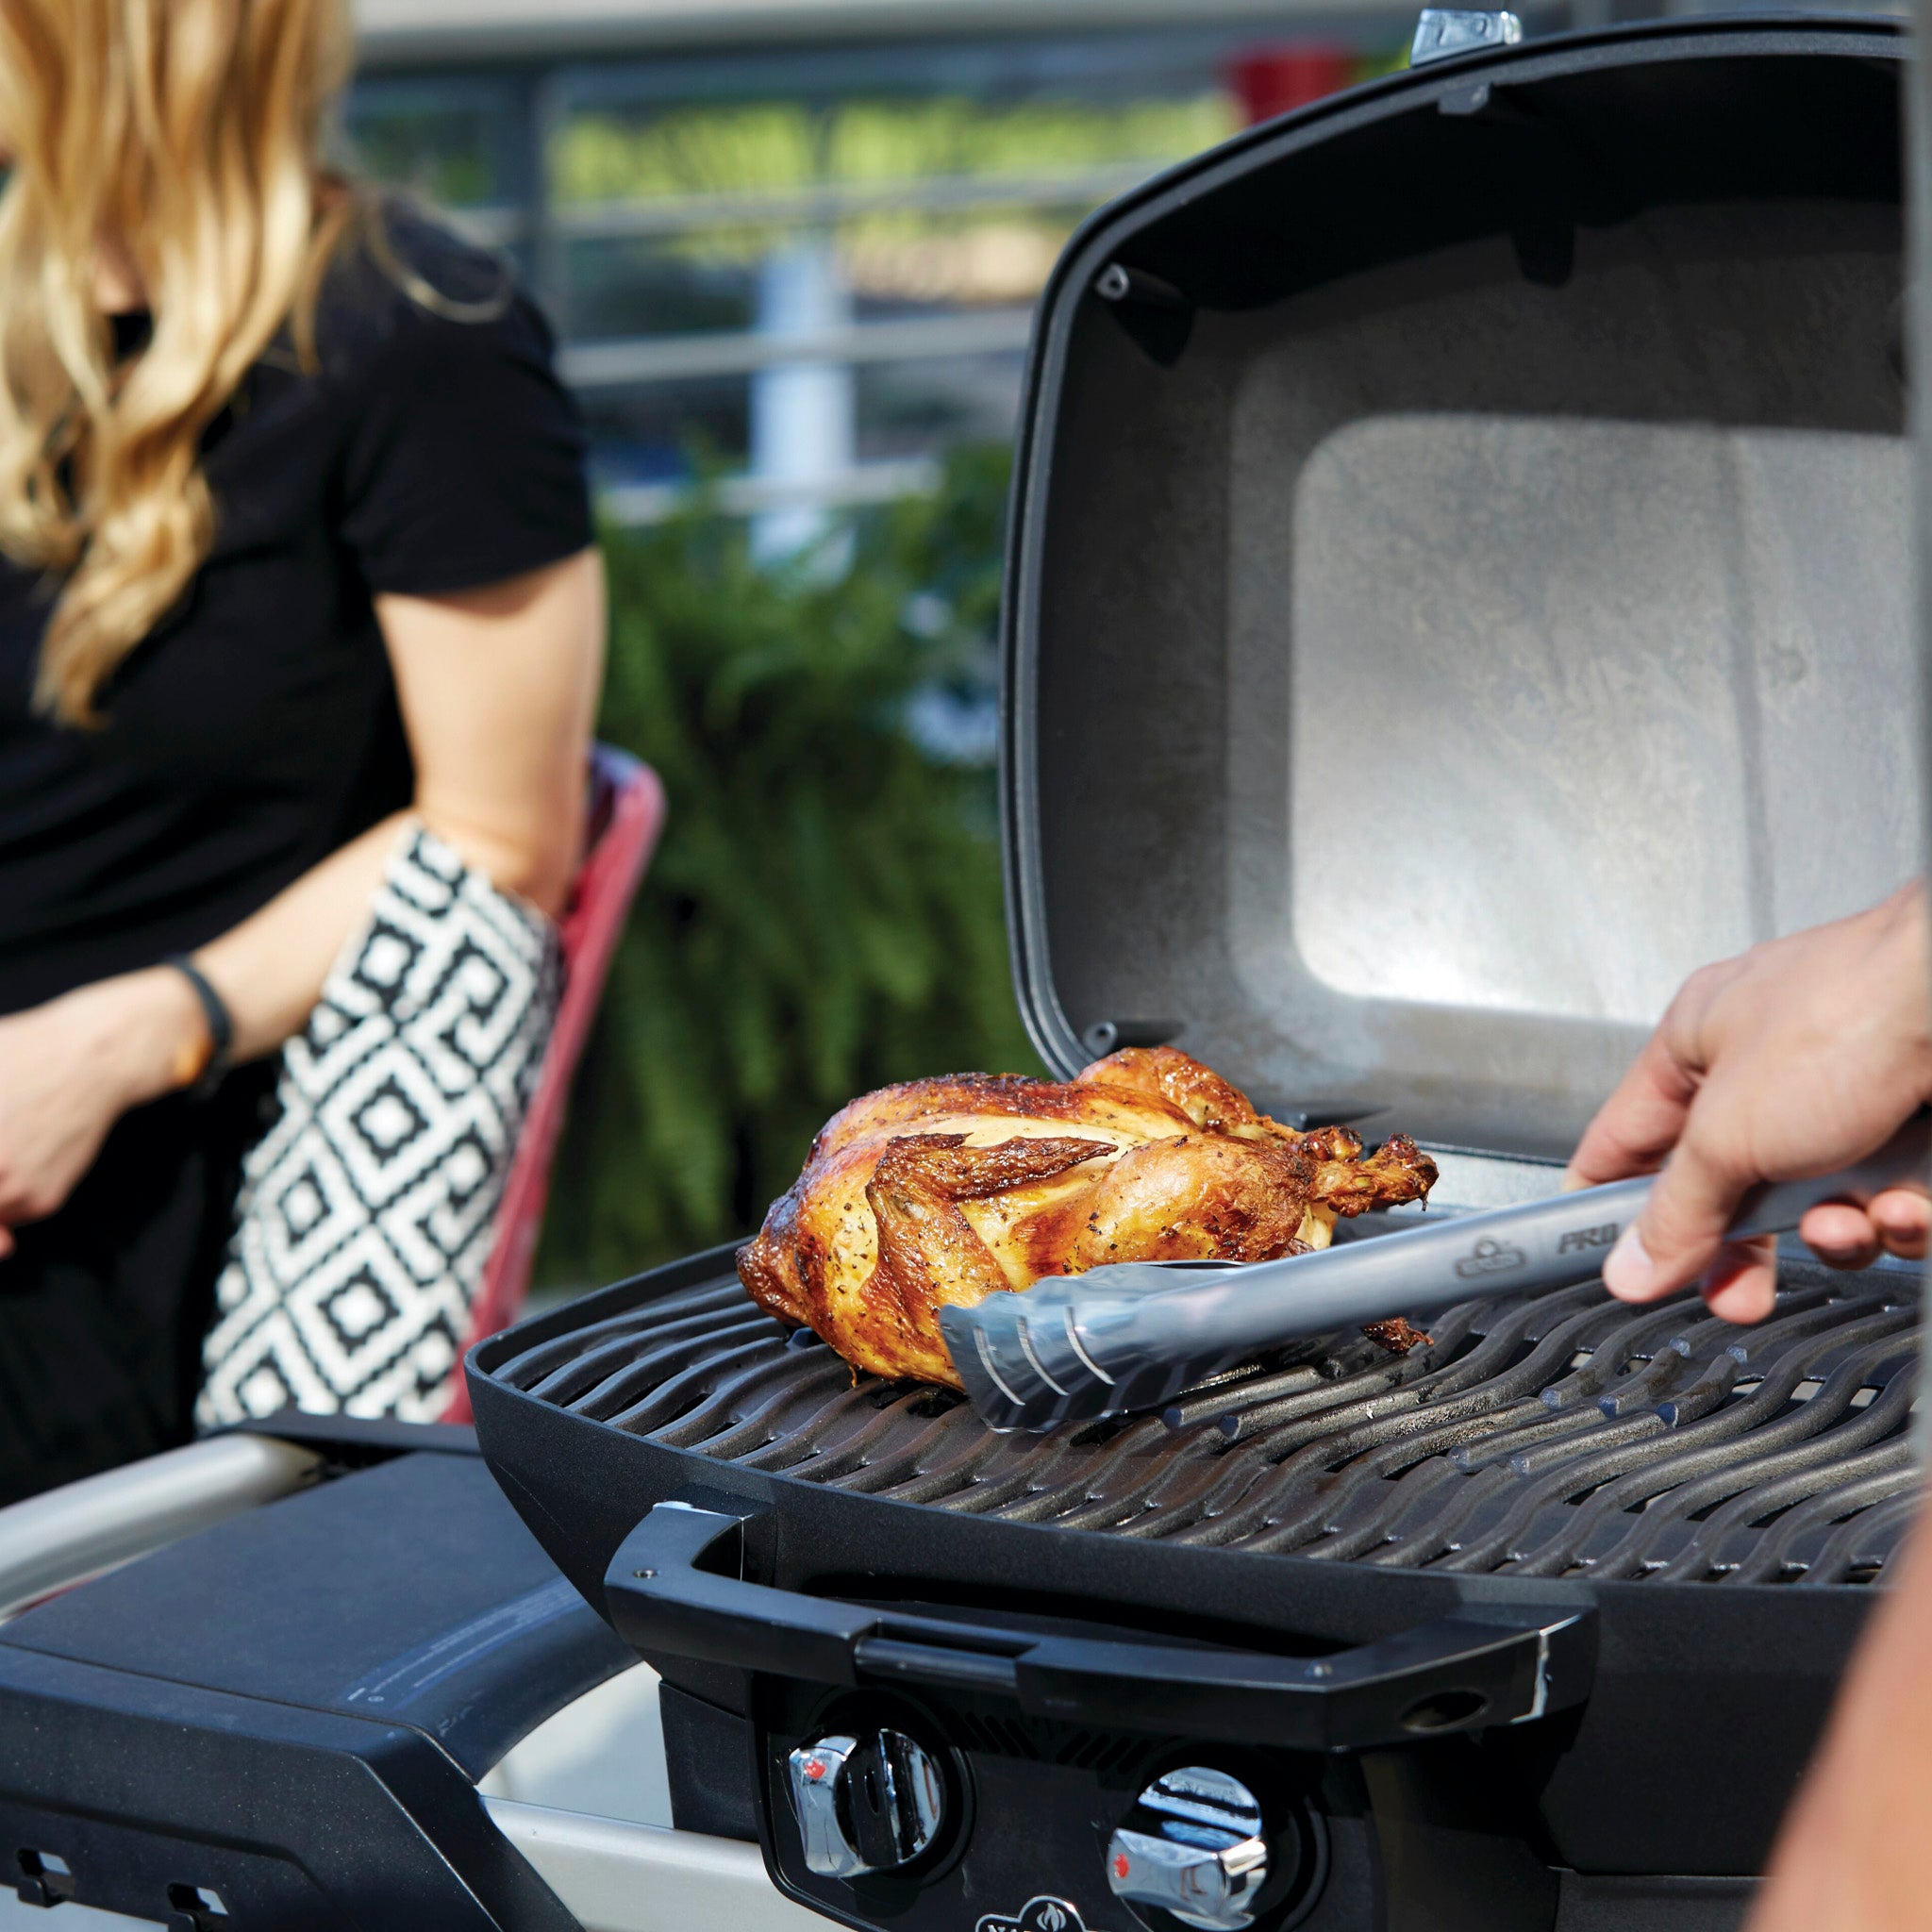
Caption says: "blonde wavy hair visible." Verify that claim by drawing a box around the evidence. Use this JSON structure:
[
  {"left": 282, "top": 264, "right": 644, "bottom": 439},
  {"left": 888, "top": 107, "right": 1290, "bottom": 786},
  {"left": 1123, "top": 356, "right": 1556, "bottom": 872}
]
[{"left": 0, "top": 0, "right": 357, "bottom": 725}]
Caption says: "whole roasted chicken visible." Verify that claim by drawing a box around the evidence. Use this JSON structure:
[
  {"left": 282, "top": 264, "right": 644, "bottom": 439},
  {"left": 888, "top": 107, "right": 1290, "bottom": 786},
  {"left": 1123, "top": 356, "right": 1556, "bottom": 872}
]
[{"left": 740, "top": 1046, "right": 1438, "bottom": 1387}]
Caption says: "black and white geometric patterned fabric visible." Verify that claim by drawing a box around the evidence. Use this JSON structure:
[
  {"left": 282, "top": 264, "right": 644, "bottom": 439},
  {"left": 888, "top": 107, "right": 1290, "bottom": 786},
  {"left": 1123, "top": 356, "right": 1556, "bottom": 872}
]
[{"left": 197, "top": 826, "right": 562, "bottom": 1426}]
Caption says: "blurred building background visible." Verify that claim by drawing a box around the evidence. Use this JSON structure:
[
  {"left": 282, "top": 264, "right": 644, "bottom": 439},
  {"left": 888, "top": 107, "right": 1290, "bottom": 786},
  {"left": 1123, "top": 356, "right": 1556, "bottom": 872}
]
[
  {"left": 350, "top": 0, "right": 1899, "bottom": 543},
  {"left": 350, "top": 0, "right": 1895, "bottom": 542},
  {"left": 343, "top": 0, "right": 1483, "bottom": 551}
]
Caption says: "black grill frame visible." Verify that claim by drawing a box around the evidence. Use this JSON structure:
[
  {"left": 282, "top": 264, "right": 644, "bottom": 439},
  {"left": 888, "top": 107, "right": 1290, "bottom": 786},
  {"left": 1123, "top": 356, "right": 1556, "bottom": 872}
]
[{"left": 469, "top": 1241, "right": 1905, "bottom": 1878}]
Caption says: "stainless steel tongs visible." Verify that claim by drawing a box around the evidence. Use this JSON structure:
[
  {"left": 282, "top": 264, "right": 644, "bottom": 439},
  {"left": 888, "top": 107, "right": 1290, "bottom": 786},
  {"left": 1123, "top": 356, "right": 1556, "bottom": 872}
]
[{"left": 938, "top": 1117, "right": 1932, "bottom": 1433}]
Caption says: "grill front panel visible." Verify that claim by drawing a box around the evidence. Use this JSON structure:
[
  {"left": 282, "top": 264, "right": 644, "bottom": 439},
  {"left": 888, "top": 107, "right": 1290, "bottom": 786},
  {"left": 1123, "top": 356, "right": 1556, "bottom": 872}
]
[{"left": 488, "top": 1259, "right": 1919, "bottom": 1585}]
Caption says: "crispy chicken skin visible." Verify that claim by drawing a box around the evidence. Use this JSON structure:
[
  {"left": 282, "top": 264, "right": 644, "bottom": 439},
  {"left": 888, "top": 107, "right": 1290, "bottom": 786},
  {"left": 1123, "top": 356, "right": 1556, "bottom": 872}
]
[{"left": 739, "top": 1046, "right": 1438, "bottom": 1388}]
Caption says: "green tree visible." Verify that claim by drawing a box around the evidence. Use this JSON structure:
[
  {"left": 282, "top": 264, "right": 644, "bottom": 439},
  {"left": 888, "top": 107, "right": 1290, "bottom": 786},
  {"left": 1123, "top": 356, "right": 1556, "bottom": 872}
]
[{"left": 539, "top": 446, "right": 1044, "bottom": 1288}]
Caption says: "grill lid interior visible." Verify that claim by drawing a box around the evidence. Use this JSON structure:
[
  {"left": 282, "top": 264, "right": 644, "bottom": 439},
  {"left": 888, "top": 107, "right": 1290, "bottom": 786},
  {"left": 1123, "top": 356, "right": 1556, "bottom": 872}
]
[{"left": 1004, "top": 20, "right": 1910, "bottom": 1169}]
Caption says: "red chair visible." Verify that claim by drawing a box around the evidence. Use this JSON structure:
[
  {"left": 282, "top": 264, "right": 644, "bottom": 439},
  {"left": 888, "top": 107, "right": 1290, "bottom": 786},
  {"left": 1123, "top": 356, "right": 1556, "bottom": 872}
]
[{"left": 442, "top": 743, "right": 665, "bottom": 1422}]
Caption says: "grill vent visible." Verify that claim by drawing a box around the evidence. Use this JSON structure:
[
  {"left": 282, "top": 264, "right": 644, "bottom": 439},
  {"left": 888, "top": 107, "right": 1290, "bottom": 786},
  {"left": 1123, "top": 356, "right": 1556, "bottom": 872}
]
[
  {"left": 489, "top": 1260, "right": 1921, "bottom": 1586},
  {"left": 941, "top": 1709, "right": 1158, "bottom": 1774}
]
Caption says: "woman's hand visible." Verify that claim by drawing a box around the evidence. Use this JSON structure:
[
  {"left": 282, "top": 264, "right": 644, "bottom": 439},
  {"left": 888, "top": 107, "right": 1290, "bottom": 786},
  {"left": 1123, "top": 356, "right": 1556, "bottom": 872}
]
[
  {"left": 0, "top": 968, "right": 208, "bottom": 1257},
  {"left": 1564, "top": 880, "right": 1932, "bottom": 1323}
]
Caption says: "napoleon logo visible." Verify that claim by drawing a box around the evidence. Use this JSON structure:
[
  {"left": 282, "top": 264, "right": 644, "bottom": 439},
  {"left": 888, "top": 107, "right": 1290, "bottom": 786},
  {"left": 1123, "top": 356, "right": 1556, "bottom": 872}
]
[
  {"left": 1557, "top": 1222, "right": 1620, "bottom": 1256},
  {"left": 975, "top": 1899, "right": 1087, "bottom": 1932},
  {"left": 1454, "top": 1236, "right": 1527, "bottom": 1280}
]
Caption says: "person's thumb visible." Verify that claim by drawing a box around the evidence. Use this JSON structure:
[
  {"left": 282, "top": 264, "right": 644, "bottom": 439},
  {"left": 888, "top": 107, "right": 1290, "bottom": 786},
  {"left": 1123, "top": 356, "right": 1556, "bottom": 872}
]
[{"left": 1602, "top": 1131, "right": 1748, "bottom": 1305}]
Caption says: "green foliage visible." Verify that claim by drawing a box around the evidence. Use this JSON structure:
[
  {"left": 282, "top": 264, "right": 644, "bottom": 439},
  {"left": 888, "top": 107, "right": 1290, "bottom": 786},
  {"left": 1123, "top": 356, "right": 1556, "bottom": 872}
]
[
  {"left": 538, "top": 446, "right": 1045, "bottom": 1287},
  {"left": 344, "top": 102, "right": 497, "bottom": 208},
  {"left": 554, "top": 93, "right": 1241, "bottom": 205}
]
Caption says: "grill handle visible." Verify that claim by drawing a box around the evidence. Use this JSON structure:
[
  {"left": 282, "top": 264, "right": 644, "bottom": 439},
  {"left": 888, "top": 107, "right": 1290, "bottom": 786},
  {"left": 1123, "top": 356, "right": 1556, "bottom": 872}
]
[{"left": 604, "top": 1502, "right": 1594, "bottom": 1752}]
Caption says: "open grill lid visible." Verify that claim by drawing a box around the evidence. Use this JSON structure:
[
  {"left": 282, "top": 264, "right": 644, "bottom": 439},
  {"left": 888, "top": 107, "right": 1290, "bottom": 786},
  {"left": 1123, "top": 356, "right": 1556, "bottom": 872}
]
[{"left": 1000, "top": 16, "right": 1911, "bottom": 1176}]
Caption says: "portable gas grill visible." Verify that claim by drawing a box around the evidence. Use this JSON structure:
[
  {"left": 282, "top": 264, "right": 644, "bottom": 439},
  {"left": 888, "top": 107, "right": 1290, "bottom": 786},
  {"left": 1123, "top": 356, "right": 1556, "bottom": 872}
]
[
  {"left": 467, "top": 15, "right": 1924, "bottom": 1932},
  {"left": 0, "top": 16, "right": 1918, "bottom": 1932}
]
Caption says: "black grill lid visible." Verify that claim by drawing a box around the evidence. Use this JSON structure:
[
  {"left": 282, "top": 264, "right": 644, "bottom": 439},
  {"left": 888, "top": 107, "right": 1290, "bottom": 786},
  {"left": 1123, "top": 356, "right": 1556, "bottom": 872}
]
[{"left": 1002, "top": 18, "right": 1913, "bottom": 1175}]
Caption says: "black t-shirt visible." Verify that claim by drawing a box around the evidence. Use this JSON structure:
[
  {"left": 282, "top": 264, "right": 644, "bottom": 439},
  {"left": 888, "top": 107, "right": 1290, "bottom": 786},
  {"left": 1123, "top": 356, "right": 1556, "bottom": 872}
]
[{"left": 0, "top": 212, "right": 593, "bottom": 1015}]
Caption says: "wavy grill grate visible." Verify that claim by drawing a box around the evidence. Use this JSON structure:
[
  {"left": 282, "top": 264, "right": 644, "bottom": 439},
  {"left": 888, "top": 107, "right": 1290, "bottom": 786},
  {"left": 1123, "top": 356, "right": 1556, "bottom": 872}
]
[{"left": 491, "top": 1259, "right": 1922, "bottom": 1585}]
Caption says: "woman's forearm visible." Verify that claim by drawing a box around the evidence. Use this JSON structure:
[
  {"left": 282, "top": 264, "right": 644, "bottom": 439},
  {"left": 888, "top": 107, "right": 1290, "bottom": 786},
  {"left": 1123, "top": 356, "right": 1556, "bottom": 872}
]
[
  {"left": 192, "top": 812, "right": 410, "bottom": 1062},
  {"left": 0, "top": 813, "right": 410, "bottom": 1244},
  {"left": 0, "top": 550, "right": 600, "bottom": 1244},
  {"left": 11, "top": 776, "right": 544, "bottom": 1180}
]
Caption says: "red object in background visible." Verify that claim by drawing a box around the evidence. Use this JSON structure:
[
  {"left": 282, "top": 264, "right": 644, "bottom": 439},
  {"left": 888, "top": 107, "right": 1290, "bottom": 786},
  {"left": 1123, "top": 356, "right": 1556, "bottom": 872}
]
[
  {"left": 1229, "top": 46, "right": 1357, "bottom": 125},
  {"left": 442, "top": 741, "right": 666, "bottom": 1424}
]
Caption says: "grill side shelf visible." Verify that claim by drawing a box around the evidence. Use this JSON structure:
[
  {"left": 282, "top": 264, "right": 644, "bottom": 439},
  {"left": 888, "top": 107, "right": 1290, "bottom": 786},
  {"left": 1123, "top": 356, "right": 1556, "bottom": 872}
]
[{"left": 602, "top": 1500, "right": 1595, "bottom": 1752}]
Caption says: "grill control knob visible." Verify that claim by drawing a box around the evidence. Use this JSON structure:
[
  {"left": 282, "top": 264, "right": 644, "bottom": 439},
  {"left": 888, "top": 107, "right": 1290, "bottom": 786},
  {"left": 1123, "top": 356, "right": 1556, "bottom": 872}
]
[
  {"left": 1107, "top": 1766, "right": 1270, "bottom": 1932},
  {"left": 787, "top": 1729, "right": 945, "bottom": 1879}
]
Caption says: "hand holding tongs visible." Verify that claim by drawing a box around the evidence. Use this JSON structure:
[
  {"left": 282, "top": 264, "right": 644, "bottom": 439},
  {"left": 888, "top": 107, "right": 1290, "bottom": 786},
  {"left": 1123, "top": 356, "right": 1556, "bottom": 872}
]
[{"left": 938, "top": 1116, "right": 1932, "bottom": 1433}]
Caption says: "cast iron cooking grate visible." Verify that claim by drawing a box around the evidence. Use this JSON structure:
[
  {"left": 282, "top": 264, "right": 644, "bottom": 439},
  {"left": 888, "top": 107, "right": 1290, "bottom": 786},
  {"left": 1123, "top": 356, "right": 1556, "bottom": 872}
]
[{"left": 487, "top": 1257, "right": 1922, "bottom": 1584}]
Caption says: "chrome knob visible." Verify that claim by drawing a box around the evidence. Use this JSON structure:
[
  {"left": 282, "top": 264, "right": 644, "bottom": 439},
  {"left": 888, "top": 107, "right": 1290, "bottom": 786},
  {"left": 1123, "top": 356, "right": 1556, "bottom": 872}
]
[
  {"left": 1107, "top": 1766, "right": 1269, "bottom": 1932},
  {"left": 787, "top": 1729, "right": 945, "bottom": 1879}
]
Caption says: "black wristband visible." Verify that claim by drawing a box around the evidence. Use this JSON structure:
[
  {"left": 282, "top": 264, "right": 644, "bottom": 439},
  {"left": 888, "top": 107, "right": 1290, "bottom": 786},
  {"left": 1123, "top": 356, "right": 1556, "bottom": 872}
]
[{"left": 162, "top": 954, "right": 234, "bottom": 1100}]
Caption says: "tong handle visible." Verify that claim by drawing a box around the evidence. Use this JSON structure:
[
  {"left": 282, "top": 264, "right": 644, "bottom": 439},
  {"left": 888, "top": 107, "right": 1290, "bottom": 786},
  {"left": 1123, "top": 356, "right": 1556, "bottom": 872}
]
[
  {"left": 1158, "top": 1108, "right": 1932, "bottom": 1316},
  {"left": 945, "top": 1113, "right": 1932, "bottom": 1431},
  {"left": 1727, "top": 1114, "right": 1932, "bottom": 1238}
]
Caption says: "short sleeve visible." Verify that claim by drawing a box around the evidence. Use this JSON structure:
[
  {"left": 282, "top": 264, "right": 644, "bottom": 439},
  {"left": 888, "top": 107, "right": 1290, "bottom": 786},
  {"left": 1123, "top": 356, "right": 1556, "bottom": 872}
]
[{"left": 336, "top": 287, "right": 593, "bottom": 598}]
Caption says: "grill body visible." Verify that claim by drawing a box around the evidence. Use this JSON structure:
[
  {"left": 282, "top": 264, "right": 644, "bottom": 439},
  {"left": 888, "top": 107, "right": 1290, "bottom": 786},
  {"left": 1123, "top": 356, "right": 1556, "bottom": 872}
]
[
  {"left": 472, "top": 1242, "right": 1908, "bottom": 1930},
  {"left": 472, "top": 17, "right": 1919, "bottom": 1931}
]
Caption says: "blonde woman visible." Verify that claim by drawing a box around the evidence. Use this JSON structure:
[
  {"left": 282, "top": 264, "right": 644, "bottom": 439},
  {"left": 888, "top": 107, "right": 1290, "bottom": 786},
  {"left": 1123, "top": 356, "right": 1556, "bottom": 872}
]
[{"left": 0, "top": 0, "right": 604, "bottom": 1500}]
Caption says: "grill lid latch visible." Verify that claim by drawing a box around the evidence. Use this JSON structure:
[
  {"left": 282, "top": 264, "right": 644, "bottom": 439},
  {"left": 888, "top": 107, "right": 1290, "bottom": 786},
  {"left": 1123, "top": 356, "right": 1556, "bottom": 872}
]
[{"left": 1410, "top": 8, "right": 1523, "bottom": 64}]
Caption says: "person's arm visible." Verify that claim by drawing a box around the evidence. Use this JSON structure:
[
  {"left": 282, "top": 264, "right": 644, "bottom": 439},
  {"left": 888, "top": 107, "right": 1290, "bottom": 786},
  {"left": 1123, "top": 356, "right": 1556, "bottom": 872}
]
[
  {"left": 193, "top": 548, "right": 605, "bottom": 1057},
  {"left": 0, "top": 545, "right": 604, "bottom": 1256},
  {"left": 1749, "top": 1512, "right": 1932, "bottom": 1932},
  {"left": 1565, "top": 884, "right": 1932, "bottom": 1932},
  {"left": 1564, "top": 879, "right": 1932, "bottom": 1322}
]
